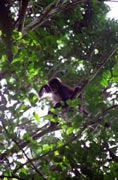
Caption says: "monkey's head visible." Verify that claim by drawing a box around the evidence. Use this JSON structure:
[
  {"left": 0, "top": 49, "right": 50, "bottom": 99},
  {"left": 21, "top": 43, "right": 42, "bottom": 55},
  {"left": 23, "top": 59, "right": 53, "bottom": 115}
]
[{"left": 48, "top": 77, "right": 62, "bottom": 92}]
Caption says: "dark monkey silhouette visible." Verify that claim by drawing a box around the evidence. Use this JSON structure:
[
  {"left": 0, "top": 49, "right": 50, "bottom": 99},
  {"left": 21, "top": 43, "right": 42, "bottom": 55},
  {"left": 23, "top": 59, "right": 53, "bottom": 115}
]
[
  {"left": 39, "top": 77, "right": 81, "bottom": 107},
  {"left": 39, "top": 77, "right": 82, "bottom": 125}
]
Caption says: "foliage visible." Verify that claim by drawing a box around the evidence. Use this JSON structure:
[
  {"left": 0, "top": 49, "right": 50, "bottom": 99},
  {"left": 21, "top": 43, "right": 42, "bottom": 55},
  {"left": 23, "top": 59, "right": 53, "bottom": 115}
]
[{"left": 0, "top": 0, "right": 118, "bottom": 179}]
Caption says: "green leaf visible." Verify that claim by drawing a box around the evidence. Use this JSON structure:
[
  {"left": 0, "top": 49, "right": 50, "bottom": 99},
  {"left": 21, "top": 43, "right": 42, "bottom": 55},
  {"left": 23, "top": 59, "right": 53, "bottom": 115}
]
[
  {"left": 23, "top": 133, "right": 31, "bottom": 141},
  {"left": 0, "top": 30, "right": 2, "bottom": 36},
  {"left": 43, "top": 144, "right": 52, "bottom": 151},
  {"left": 112, "top": 64, "right": 118, "bottom": 76},
  {"left": 12, "top": 30, "right": 22, "bottom": 40},
  {"left": 100, "top": 79, "right": 108, "bottom": 86},
  {"left": 66, "top": 127, "right": 73, "bottom": 135},
  {"left": 33, "top": 112, "right": 40, "bottom": 121},
  {"left": 112, "top": 76, "right": 118, "bottom": 82},
  {"left": 13, "top": 45, "right": 18, "bottom": 54},
  {"left": 103, "top": 70, "right": 111, "bottom": 79}
]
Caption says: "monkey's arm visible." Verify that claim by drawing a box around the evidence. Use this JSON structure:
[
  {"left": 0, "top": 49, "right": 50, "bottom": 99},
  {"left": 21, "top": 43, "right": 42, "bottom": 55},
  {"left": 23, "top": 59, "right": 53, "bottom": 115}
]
[
  {"left": 38, "top": 84, "right": 51, "bottom": 97},
  {"left": 72, "top": 86, "right": 81, "bottom": 98}
]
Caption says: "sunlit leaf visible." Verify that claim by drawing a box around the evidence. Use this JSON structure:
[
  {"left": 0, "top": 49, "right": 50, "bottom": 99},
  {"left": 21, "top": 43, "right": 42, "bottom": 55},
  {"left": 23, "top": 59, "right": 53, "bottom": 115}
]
[{"left": 33, "top": 112, "right": 40, "bottom": 121}]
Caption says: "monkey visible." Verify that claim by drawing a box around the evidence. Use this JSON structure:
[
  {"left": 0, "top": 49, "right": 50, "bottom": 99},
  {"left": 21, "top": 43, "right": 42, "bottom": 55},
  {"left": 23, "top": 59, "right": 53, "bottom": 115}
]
[
  {"left": 39, "top": 77, "right": 81, "bottom": 108},
  {"left": 38, "top": 77, "right": 82, "bottom": 126}
]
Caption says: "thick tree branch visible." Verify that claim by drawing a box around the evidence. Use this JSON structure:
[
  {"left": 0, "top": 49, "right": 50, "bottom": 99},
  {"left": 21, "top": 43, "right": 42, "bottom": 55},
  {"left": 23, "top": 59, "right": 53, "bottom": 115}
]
[
  {"left": 0, "top": 1, "right": 14, "bottom": 61},
  {"left": 17, "top": 0, "right": 29, "bottom": 32},
  {"left": 73, "top": 0, "right": 93, "bottom": 33}
]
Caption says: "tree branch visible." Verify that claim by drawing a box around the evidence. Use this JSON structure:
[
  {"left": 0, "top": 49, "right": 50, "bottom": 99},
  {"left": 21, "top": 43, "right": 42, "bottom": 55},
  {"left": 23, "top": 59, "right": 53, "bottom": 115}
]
[
  {"left": 0, "top": 118, "right": 58, "bottom": 161},
  {"left": 17, "top": 0, "right": 29, "bottom": 32},
  {"left": 78, "top": 44, "right": 118, "bottom": 94},
  {"left": 0, "top": 0, "right": 14, "bottom": 61},
  {"left": 23, "top": 0, "right": 86, "bottom": 34}
]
